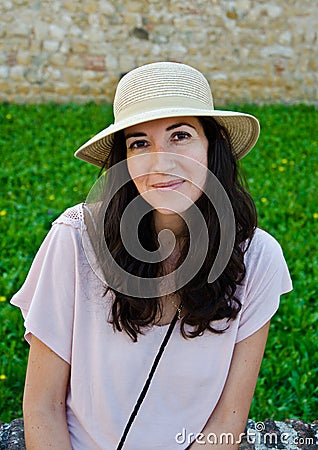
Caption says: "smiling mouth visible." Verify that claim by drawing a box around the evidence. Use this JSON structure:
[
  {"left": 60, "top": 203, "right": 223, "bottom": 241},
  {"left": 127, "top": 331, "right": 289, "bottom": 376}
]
[{"left": 152, "top": 179, "right": 185, "bottom": 191}]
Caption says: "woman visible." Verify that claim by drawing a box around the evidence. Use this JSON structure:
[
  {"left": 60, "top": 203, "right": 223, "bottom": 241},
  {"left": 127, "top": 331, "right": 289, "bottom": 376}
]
[{"left": 11, "top": 62, "right": 292, "bottom": 449}]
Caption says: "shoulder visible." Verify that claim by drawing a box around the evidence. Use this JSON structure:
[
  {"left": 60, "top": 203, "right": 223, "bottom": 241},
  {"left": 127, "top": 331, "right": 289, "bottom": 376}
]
[
  {"left": 52, "top": 203, "right": 84, "bottom": 230},
  {"left": 243, "top": 227, "right": 289, "bottom": 286},
  {"left": 245, "top": 227, "right": 285, "bottom": 263},
  {"left": 242, "top": 227, "right": 292, "bottom": 295}
]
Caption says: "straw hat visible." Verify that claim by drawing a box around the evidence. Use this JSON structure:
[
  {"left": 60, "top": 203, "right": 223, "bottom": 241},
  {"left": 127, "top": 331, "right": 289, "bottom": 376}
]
[{"left": 75, "top": 62, "right": 260, "bottom": 167}]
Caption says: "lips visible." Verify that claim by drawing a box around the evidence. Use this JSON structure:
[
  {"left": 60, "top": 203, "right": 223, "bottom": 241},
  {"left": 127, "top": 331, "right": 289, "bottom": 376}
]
[{"left": 152, "top": 179, "right": 185, "bottom": 190}]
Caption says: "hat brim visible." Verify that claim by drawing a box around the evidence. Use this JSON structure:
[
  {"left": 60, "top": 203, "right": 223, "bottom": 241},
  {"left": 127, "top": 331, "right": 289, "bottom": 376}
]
[{"left": 75, "top": 108, "right": 260, "bottom": 167}]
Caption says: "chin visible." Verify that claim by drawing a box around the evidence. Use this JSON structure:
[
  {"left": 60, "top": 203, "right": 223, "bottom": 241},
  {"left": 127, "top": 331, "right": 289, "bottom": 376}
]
[
  {"left": 155, "top": 207, "right": 179, "bottom": 216},
  {"left": 144, "top": 195, "right": 198, "bottom": 216},
  {"left": 153, "top": 201, "right": 194, "bottom": 216}
]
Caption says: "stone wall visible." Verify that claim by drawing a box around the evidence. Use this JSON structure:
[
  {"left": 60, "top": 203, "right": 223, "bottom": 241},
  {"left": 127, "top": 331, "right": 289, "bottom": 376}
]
[{"left": 0, "top": 0, "right": 317, "bottom": 105}]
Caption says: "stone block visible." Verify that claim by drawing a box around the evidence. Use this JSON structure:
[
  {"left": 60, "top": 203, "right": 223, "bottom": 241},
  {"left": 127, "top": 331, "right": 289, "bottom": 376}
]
[
  {"left": 265, "top": 4, "right": 283, "bottom": 19},
  {"left": 82, "top": 1, "right": 98, "bottom": 14},
  {"left": 29, "top": 40, "right": 42, "bottom": 55},
  {"left": 25, "top": 68, "right": 43, "bottom": 84},
  {"left": 67, "top": 54, "right": 84, "bottom": 69},
  {"left": 16, "top": 51, "right": 31, "bottom": 65},
  {"left": 63, "top": 69, "right": 82, "bottom": 84},
  {"left": 125, "top": 1, "right": 144, "bottom": 13},
  {"left": 0, "top": 66, "right": 9, "bottom": 79},
  {"left": 82, "top": 70, "right": 99, "bottom": 81},
  {"left": 49, "top": 24, "right": 66, "bottom": 41},
  {"left": 6, "top": 20, "right": 31, "bottom": 37},
  {"left": 63, "top": 0, "right": 78, "bottom": 13},
  {"left": 17, "top": 84, "right": 30, "bottom": 95},
  {"left": 60, "top": 41, "right": 71, "bottom": 55},
  {"left": 45, "top": 67, "right": 62, "bottom": 81},
  {"left": 105, "top": 54, "right": 119, "bottom": 71},
  {"left": 278, "top": 31, "right": 292, "bottom": 46},
  {"left": 71, "top": 41, "right": 89, "bottom": 54},
  {"left": 99, "top": 1, "right": 116, "bottom": 15},
  {"left": 0, "top": 52, "right": 7, "bottom": 65},
  {"left": 88, "top": 13, "right": 100, "bottom": 27},
  {"left": 43, "top": 40, "right": 60, "bottom": 53},
  {"left": 89, "top": 43, "right": 112, "bottom": 55},
  {"left": 83, "top": 27, "right": 106, "bottom": 43},
  {"left": 49, "top": 52, "right": 67, "bottom": 68},
  {"left": 83, "top": 55, "right": 106, "bottom": 72},
  {"left": 261, "top": 45, "right": 294, "bottom": 59},
  {"left": 2, "top": 1, "right": 13, "bottom": 11},
  {"left": 55, "top": 82, "right": 71, "bottom": 95},
  {"left": 124, "top": 14, "right": 143, "bottom": 27},
  {"left": 7, "top": 53, "right": 17, "bottom": 67},
  {"left": 10, "top": 65, "right": 25, "bottom": 81},
  {"left": 0, "top": 80, "right": 13, "bottom": 94},
  {"left": 69, "top": 24, "right": 83, "bottom": 37},
  {"left": 33, "top": 20, "right": 49, "bottom": 41},
  {"left": 119, "top": 54, "right": 136, "bottom": 73}
]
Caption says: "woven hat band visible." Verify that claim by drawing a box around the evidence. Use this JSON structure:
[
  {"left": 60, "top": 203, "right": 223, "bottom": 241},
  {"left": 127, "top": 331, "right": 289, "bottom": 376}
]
[{"left": 115, "top": 96, "right": 214, "bottom": 122}]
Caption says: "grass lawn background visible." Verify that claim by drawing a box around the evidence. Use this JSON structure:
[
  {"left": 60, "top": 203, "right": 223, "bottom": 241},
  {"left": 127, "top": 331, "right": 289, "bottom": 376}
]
[{"left": 0, "top": 103, "right": 317, "bottom": 423}]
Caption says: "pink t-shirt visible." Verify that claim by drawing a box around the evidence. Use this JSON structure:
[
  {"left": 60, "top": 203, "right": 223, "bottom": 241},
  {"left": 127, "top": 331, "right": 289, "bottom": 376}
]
[{"left": 11, "top": 203, "right": 292, "bottom": 450}]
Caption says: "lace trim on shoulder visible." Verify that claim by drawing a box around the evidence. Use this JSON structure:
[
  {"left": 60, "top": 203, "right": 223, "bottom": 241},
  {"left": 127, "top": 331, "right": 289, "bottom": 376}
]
[{"left": 52, "top": 203, "right": 84, "bottom": 229}]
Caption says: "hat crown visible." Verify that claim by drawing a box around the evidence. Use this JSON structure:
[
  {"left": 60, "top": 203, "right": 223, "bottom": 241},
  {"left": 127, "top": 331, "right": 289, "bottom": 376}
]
[{"left": 113, "top": 62, "right": 214, "bottom": 121}]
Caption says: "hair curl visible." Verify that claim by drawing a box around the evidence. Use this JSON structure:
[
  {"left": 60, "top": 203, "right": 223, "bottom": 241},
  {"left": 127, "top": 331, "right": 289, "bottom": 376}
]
[{"left": 101, "top": 116, "right": 257, "bottom": 341}]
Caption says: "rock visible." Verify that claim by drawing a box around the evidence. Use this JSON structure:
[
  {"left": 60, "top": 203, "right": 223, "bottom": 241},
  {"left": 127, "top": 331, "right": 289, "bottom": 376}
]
[
  {"left": 10, "top": 66, "right": 25, "bottom": 82},
  {"left": 242, "top": 418, "right": 318, "bottom": 449},
  {"left": 0, "top": 419, "right": 25, "bottom": 449},
  {"left": 1, "top": 418, "right": 317, "bottom": 449},
  {"left": 0, "top": 66, "right": 9, "bottom": 79},
  {"left": 6, "top": 20, "right": 31, "bottom": 37},
  {"left": 49, "top": 24, "right": 66, "bottom": 41},
  {"left": 260, "top": 45, "right": 294, "bottom": 59},
  {"left": 43, "top": 40, "right": 60, "bottom": 53}
]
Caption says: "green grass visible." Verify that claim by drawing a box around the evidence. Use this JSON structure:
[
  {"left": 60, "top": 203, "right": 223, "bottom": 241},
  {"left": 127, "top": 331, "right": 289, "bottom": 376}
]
[{"left": 0, "top": 103, "right": 317, "bottom": 424}]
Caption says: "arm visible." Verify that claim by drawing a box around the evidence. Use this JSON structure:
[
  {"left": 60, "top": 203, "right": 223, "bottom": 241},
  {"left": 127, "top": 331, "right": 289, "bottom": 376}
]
[
  {"left": 23, "top": 335, "right": 72, "bottom": 450},
  {"left": 188, "top": 321, "right": 270, "bottom": 449}
]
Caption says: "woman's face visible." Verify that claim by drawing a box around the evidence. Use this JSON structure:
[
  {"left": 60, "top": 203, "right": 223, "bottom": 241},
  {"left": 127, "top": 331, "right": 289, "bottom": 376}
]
[{"left": 125, "top": 117, "right": 208, "bottom": 215}]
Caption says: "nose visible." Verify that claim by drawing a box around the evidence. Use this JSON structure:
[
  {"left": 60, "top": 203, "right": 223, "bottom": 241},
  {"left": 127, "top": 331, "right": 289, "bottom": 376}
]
[
  {"left": 149, "top": 141, "right": 176, "bottom": 173},
  {"left": 150, "top": 151, "right": 176, "bottom": 173}
]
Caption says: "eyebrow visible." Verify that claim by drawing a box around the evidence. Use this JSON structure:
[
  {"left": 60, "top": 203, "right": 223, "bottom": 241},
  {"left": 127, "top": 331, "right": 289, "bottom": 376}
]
[
  {"left": 166, "top": 122, "right": 197, "bottom": 131},
  {"left": 125, "top": 122, "right": 197, "bottom": 140},
  {"left": 125, "top": 131, "right": 147, "bottom": 139}
]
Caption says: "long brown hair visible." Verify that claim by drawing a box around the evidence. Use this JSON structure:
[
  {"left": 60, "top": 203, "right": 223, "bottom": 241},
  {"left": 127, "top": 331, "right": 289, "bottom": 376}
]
[{"left": 101, "top": 116, "right": 257, "bottom": 341}]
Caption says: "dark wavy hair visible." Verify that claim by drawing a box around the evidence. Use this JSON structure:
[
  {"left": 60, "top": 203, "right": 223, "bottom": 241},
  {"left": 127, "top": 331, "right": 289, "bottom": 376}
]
[{"left": 100, "top": 116, "right": 257, "bottom": 341}]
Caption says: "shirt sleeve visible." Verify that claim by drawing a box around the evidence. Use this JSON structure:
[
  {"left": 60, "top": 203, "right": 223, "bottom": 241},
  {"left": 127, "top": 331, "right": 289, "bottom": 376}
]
[
  {"left": 236, "top": 229, "right": 293, "bottom": 343},
  {"left": 10, "top": 222, "right": 78, "bottom": 364}
]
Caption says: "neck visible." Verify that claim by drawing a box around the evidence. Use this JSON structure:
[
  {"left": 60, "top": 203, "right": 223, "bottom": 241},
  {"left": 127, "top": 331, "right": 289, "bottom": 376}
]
[
  {"left": 154, "top": 210, "right": 186, "bottom": 237},
  {"left": 153, "top": 211, "right": 186, "bottom": 276}
]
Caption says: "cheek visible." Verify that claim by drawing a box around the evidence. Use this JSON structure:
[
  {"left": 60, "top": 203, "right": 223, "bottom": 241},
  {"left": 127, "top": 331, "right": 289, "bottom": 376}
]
[
  {"left": 183, "top": 145, "right": 208, "bottom": 186},
  {"left": 195, "top": 142, "right": 208, "bottom": 167},
  {"left": 133, "top": 177, "right": 147, "bottom": 195},
  {"left": 127, "top": 161, "right": 146, "bottom": 194},
  {"left": 127, "top": 155, "right": 150, "bottom": 179},
  {"left": 184, "top": 138, "right": 208, "bottom": 166}
]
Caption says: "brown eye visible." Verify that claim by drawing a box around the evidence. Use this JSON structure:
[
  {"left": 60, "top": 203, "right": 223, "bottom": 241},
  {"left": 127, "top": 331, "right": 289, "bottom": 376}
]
[
  {"left": 171, "top": 131, "right": 191, "bottom": 141},
  {"left": 128, "top": 140, "right": 149, "bottom": 150}
]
